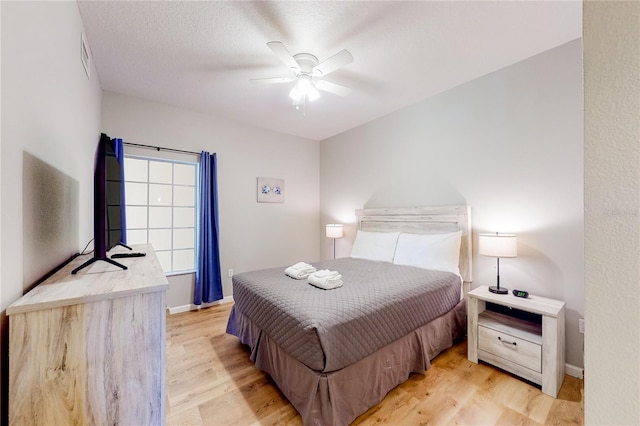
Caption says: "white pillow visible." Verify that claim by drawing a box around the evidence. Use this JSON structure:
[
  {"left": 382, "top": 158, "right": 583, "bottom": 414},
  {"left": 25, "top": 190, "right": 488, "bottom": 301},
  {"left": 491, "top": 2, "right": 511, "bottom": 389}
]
[
  {"left": 393, "top": 231, "right": 462, "bottom": 274},
  {"left": 350, "top": 230, "right": 400, "bottom": 263}
]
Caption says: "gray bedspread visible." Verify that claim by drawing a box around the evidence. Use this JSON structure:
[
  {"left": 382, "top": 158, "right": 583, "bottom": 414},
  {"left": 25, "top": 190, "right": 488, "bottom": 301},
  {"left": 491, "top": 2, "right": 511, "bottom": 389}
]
[{"left": 228, "top": 257, "right": 461, "bottom": 373}]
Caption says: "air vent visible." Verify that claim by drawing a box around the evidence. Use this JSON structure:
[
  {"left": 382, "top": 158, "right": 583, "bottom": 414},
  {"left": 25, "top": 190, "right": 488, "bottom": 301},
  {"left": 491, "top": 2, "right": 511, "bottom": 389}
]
[{"left": 81, "top": 32, "right": 90, "bottom": 79}]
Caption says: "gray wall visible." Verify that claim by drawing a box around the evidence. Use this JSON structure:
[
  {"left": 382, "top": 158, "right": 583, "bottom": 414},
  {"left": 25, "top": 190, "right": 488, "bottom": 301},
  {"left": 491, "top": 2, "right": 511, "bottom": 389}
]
[
  {"left": 101, "top": 91, "right": 320, "bottom": 308},
  {"left": 584, "top": 2, "right": 640, "bottom": 424},
  {"left": 1, "top": 1, "right": 103, "bottom": 421},
  {"left": 320, "top": 40, "right": 584, "bottom": 368}
]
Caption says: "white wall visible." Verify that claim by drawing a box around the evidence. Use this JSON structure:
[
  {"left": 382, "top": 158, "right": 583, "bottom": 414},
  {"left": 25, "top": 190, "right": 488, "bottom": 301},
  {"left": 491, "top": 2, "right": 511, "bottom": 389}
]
[
  {"left": 584, "top": 2, "right": 640, "bottom": 424},
  {"left": 320, "top": 40, "right": 584, "bottom": 368},
  {"left": 101, "top": 91, "right": 320, "bottom": 308},
  {"left": 1, "top": 1, "right": 102, "bottom": 421}
]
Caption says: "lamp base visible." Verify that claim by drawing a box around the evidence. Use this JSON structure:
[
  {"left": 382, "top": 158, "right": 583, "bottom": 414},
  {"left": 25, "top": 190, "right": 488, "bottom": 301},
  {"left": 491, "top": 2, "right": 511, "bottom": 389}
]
[{"left": 488, "top": 285, "right": 508, "bottom": 294}]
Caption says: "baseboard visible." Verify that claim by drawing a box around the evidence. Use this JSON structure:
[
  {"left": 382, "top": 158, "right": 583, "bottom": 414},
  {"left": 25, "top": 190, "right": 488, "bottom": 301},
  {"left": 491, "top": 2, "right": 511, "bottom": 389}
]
[
  {"left": 565, "top": 363, "right": 583, "bottom": 379},
  {"left": 167, "top": 295, "right": 234, "bottom": 315}
]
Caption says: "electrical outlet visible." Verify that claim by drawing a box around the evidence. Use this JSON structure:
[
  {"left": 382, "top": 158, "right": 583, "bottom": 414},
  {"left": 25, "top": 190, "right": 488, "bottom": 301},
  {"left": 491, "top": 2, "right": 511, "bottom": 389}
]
[
  {"left": 228, "top": 269, "right": 234, "bottom": 277},
  {"left": 579, "top": 318, "right": 585, "bottom": 334}
]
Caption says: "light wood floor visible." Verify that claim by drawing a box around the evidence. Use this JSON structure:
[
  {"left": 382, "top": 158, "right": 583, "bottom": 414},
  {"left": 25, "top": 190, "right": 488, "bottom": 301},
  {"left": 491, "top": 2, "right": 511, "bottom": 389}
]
[{"left": 166, "top": 303, "right": 583, "bottom": 425}]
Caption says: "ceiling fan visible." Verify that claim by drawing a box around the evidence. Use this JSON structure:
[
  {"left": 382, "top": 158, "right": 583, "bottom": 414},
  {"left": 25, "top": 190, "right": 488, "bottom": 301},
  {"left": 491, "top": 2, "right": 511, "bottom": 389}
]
[{"left": 250, "top": 41, "right": 354, "bottom": 106}]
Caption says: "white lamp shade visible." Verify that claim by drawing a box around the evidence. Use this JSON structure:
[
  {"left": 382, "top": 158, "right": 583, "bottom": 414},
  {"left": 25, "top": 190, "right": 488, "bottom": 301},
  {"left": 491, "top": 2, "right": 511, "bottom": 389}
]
[
  {"left": 307, "top": 84, "right": 321, "bottom": 102},
  {"left": 479, "top": 233, "right": 517, "bottom": 258},
  {"left": 326, "top": 224, "right": 344, "bottom": 239}
]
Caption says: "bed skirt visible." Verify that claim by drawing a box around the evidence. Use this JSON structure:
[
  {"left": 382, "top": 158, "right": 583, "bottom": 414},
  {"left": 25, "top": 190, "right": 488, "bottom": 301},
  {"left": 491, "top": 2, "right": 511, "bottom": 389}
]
[{"left": 227, "top": 299, "right": 466, "bottom": 426}]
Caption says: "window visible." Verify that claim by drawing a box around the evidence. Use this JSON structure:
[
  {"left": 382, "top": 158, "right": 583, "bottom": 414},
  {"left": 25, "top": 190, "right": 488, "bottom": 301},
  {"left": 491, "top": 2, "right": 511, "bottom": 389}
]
[{"left": 124, "top": 156, "right": 198, "bottom": 274}]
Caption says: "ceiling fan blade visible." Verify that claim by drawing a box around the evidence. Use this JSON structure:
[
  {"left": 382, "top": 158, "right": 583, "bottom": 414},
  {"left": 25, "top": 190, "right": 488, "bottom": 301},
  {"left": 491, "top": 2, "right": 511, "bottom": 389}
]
[
  {"left": 250, "top": 76, "right": 296, "bottom": 85},
  {"left": 266, "top": 41, "right": 300, "bottom": 72},
  {"left": 315, "top": 80, "right": 351, "bottom": 97},
  {"left": 313, "top": 49, "right": 354, "bottom": 76}
]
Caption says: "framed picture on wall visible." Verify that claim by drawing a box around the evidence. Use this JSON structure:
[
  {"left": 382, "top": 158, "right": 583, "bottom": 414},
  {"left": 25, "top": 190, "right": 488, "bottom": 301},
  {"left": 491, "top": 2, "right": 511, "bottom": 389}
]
[{"left": 257, "top": 177, "right": 284, "bottom": 203}]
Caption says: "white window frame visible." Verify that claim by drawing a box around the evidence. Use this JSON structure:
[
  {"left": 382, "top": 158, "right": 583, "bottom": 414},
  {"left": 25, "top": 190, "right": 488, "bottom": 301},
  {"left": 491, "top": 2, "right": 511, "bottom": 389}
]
[{"left": 124, "top": 154, "right": 199, "bottom": 276}]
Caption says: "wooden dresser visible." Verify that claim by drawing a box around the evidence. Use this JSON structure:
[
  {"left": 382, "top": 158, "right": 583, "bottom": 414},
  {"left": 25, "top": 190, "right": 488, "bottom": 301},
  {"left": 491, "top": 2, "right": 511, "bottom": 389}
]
[{"left": 7, "top": 244, "right": 169, "bottom": 425}]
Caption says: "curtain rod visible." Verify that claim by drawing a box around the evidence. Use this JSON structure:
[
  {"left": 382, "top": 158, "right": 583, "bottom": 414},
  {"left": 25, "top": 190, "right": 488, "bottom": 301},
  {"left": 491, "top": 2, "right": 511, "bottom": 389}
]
[{"left": 123, "top": 141, "right": 200, "bottom": 156}]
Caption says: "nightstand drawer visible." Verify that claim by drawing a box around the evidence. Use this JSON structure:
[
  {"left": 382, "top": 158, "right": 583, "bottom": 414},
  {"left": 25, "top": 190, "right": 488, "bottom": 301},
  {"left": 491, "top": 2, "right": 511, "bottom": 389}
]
[{"left": 478, "top": 325, "right": 542, "bottom": 373}]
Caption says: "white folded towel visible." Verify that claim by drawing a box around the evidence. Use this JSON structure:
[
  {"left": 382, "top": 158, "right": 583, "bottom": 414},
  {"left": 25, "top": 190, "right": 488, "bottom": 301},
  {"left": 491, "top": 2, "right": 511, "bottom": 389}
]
[
  {"left": 308, "top": 269, "right": 343, "bottom": 290},
  {"left": 285, "top": 262, "right": 317, "bottom": 279}
]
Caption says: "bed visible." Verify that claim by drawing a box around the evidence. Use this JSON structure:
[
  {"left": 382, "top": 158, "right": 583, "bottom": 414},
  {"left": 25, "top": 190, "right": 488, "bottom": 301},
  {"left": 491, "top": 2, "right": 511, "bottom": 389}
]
[{"left": 226, "top": 205, "right": 472, "bottom": 425}]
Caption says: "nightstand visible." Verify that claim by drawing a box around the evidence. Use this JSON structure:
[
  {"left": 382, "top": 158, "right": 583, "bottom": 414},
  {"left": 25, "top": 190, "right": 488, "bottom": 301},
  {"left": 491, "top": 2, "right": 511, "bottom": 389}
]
[{"left": 467, "top": 285, "right": 566, "bottom": 397}]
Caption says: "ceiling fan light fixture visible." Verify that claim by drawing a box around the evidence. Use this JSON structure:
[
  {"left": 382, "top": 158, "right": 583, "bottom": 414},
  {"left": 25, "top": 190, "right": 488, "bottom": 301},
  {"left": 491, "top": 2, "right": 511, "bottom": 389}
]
[
  {"left": 307, "top": 84, "right": 320, "bottom": 102},
  {"left": 288, "top": 82, "right": 304, "bottom": 104},
  {"left": 288, "top": 76, "right": 320, "bottom": 104}
]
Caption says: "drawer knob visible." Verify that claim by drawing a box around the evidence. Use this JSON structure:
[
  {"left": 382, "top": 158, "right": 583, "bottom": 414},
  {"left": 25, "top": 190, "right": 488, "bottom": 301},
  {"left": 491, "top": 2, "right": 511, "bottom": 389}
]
[{"left": 498, "top": 336, "right": 517, "bottom": 346}]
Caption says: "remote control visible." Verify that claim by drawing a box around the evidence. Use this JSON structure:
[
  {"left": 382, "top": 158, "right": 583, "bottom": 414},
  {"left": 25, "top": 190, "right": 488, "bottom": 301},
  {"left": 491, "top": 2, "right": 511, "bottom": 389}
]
[
  {"left": 512, "top": 289, "right": 529, "bottom": 298},
  {"left": 111, "top": 252, "right": 146, "bottom": 258}
]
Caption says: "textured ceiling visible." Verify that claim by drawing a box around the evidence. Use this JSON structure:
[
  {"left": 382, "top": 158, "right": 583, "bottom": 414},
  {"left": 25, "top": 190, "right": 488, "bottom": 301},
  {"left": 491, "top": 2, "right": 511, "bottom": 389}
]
[{"left": 77, "top": 1, "right": 582, "bottom": 141}]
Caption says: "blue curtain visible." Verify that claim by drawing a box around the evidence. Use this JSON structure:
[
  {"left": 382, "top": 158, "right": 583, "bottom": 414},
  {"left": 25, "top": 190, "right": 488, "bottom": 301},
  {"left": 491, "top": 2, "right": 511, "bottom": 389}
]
[
  {"left": 194, "top": 151, "right": 223, "bottom": 305},
  {"left": 113, "top": 137, "right": 127, "bottom": 244}
]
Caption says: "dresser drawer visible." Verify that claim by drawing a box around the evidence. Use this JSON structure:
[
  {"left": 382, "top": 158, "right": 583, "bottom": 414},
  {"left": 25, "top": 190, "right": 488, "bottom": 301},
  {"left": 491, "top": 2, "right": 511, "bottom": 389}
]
[{"left": 478, "top": 325, "right": 542, "bottom": 373}]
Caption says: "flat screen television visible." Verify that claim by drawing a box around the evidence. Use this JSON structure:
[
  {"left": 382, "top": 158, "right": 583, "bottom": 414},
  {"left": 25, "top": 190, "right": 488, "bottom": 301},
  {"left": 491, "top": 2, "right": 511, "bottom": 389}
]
[{"left": 72, "top": 133, "right": 130, "bottom": 274}]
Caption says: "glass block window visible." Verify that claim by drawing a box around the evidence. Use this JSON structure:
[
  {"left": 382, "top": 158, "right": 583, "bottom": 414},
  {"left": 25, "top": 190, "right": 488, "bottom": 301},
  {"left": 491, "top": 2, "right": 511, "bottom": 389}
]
[{"left": 124, "top": 156, "right": 198, "bottom": 274}]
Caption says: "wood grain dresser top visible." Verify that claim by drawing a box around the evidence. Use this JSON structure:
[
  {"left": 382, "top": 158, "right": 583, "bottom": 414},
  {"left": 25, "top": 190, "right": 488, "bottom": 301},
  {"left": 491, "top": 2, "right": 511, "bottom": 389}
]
[{"left": 7, "top": 244, "right": 169, "bottom": 315}]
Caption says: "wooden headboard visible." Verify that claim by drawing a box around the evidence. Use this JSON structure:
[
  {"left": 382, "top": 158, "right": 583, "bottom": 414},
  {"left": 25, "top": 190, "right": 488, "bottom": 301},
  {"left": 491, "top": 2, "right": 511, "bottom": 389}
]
[{"left": 355, "top": 205, "right": 473, "bottom": 288}]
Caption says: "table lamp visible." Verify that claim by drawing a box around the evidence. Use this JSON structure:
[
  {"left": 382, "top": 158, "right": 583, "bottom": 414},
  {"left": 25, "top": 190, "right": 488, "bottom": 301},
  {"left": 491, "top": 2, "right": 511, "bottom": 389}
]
[
  {"left": 326, "top": 224, "right": 343, "bottom": 259},
  {"left": 479, "top": 233, "right": 517, "bottom": 294}
]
